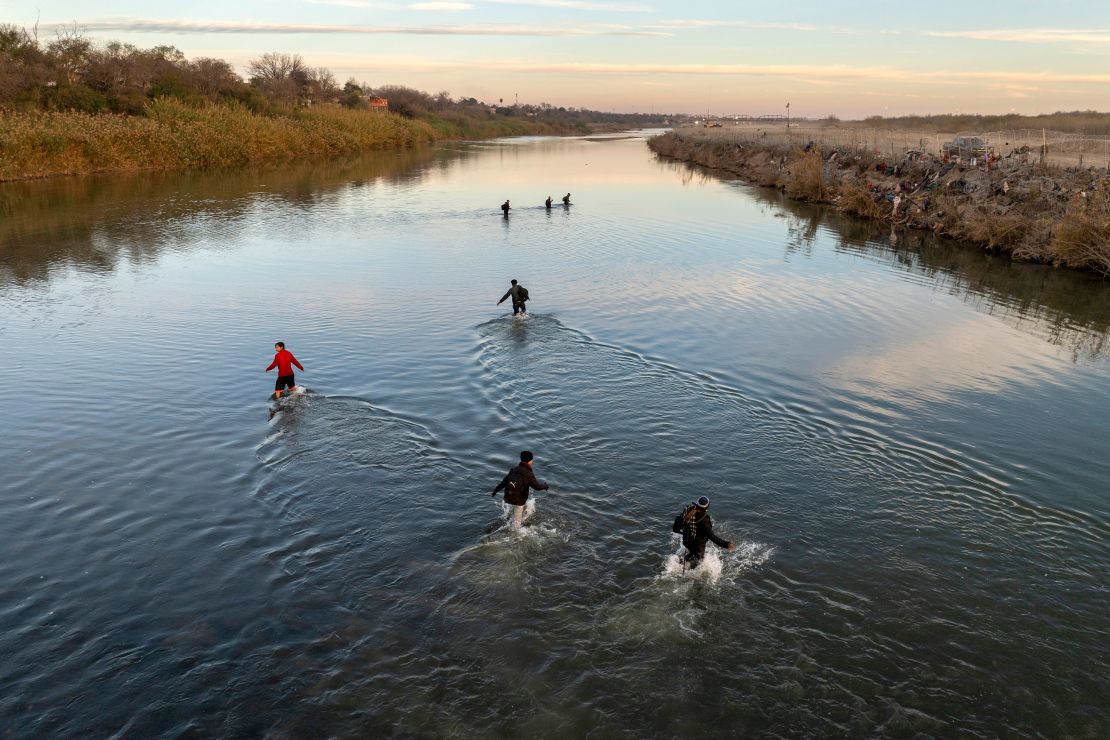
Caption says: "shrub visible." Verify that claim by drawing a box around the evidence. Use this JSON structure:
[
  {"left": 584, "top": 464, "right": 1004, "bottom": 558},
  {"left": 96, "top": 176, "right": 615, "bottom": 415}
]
[
  {"left": 838, "top": 182, "right": 888, "bottom": 219},
  {"left": 1051, "top": 182, "right": 1110, "bottom": 274},
  {"left": 785, "top": 146, "right": 827, "bottom": 202}
]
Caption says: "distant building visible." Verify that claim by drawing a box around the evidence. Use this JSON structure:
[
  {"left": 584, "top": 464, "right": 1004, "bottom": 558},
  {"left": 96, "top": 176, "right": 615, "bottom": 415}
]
[{"left": 363, "top": 96, "right": 389, "bottom": 110}]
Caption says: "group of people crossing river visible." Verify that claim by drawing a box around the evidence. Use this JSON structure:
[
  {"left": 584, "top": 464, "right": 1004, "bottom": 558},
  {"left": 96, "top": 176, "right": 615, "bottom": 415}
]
[
  {"left": 264, "top": 275, "right": 735, "bottom": 571},
  {"left": 502, "top": 192, "right": 571, "bottom": 217}
]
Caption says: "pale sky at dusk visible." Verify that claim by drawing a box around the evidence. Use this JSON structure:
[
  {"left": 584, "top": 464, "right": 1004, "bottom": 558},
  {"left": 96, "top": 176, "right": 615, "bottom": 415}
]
[{"left": 5, "top": 0, "right": 1108, "bottom": 116}]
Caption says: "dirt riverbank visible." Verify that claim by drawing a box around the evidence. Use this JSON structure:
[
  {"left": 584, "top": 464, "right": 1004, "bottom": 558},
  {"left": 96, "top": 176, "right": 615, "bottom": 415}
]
[{"left": 649, "top": 127, "right": 1110, "bottom": 275}]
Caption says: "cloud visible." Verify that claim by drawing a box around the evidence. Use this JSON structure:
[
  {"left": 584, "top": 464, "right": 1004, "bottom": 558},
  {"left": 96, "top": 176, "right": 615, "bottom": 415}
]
[
  {"left": 484, "top": 0, "right": 654, "bottom": 11},
  {"left": 273, "top": 56, "right": 1110, "bottom": 86},
  {"left": 927, "top": 28, "right": 1110, "bottom": 46},
  {"left": 651, "top": 19, "right": 821, "bottom": 31},
  {"left": 410, "top": 1, "right": 473, "bottom": 9},
  {"left": 47, "top": 18, "right": 667, "bottom": 37},
  {"left": 306, "top": 0, "right": 397, "bottom": 7}
]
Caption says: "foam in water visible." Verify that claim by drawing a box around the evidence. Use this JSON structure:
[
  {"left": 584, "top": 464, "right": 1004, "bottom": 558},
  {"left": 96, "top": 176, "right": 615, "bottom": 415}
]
[
  {"left": 661, "top": 536, "right": 774, "bottom": 584},
  {"left": 494, "top": 498, "right": 561, "bottom": 539}
]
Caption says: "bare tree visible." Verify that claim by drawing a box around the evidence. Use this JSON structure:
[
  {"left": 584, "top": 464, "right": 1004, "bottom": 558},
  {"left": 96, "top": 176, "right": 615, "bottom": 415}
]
[
  {"left": 247, "top": 52, "right": 310, "bottom": 105},
  {"left": 189, "top": 57, "right": 241, "bottom": 100},
  {"left": 247, "top": 52, "right": 305, "bottom": 82},
  {"left": 308, "top": 66, "right": 338, "bottom": 102},
  {"left": 46, "top": 22, "right": 92, "bottom": 84}
]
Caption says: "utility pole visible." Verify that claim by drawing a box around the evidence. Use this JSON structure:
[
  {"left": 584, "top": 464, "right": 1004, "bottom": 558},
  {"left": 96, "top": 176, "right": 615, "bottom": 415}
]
[
  {"left": 515, "top": 92, "right": 518, "bottom": 107},
  {"left": 786, "top": 102, "right": 790, "bottom": 130}
]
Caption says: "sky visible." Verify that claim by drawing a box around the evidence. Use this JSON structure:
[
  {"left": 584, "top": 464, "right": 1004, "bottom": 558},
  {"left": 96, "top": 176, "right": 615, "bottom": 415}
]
[{"left": 4, "top": 0, "right": 1109, "bottom": 116}]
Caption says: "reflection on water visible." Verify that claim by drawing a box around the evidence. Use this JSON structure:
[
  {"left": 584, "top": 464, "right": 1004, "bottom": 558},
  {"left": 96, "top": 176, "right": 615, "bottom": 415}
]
[
  {"left": 0, "top": 147, "right": 462, "bottom": 285},
  {"left": 738, "top": 172, "right": 1110, "bottom": 362},
  {"left": 2, "top": 134, "right": 1108, "bottom": 737}
]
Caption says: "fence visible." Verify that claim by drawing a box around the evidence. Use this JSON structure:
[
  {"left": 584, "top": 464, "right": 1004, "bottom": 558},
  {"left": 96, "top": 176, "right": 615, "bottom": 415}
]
[{"left": 687, "top": 123, "right": 1110, "bottom": 170}]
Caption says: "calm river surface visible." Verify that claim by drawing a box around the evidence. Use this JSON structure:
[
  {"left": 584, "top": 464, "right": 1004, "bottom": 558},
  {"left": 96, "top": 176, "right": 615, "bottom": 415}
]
[{"left": 2, "top": 133, "right": 1108, "bottom": 737}]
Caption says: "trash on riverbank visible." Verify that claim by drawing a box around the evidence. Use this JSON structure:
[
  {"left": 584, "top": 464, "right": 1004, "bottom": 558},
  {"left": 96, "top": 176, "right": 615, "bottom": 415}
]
[{"left": 649, "top": 128, "right": 1110, "bottom": 275}]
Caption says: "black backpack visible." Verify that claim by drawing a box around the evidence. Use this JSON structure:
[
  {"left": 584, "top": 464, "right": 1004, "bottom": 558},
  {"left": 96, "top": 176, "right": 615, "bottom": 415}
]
[
  {"left": 503, "top": 467, "right": 528, "bottom": 505},
  {"left": 518, "top": 286, "right": 529, "bottom": 302},
  {"left": 674, "top": 505, "right": 700, "bottom": 545}
]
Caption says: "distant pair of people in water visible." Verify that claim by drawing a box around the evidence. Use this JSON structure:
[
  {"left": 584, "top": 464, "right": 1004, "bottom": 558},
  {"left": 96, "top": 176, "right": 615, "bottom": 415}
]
[
  {"left": 490, "top": 451, "right": 732, "bottom": 568},
  {"left": 502, "top": 193, "right": 571, "bottom": 216}
]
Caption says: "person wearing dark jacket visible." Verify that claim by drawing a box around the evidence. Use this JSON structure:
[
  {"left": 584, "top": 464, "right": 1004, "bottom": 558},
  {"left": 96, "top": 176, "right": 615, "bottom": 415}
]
[
  {"left": 501, "top": 199, "right": 511, "bottom": 217},
  {"left": 672, "top": 496, "right": 733, "bottom": 568},
  {"left": 562, "top": 193, "right": 571, "bottom": 206},
  {"left": 496, "top": 279, "right": 530, "bottom": 315},
  {"left": 492, "top": 450, "right": 549, "bottom": 529}
]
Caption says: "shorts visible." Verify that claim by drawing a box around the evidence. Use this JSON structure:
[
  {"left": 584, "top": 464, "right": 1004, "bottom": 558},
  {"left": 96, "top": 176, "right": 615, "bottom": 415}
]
[{"left": 275, "top": 374, "right": 296, "bottom": 391}]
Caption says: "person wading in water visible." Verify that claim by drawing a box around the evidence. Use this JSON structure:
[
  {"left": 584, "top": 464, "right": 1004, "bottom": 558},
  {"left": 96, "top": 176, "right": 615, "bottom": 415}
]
[
  {"left": 545, "top": 195, "right": 553, "bottom": 209},
  {"left": 492, "top": 450, "right": 550, "bottom": 529},
  {"left": 501, "top": 199, "right": 511, "bottom": 217},
  {"left": 562, "top": 192, "right": 571, "bottom": 206},
  {"left": 266, "top": 341, "right": 304, "bottom": 399},
  {"left": 496, "top": 279, "right": 530, "bottom": 315},
  {"left": 672, "top": 496, "right": 734, "bottom": 569}
]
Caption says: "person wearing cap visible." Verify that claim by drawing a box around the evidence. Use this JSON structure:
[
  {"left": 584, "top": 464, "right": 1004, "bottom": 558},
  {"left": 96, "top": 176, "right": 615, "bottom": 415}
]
[
  {"left": 491, "top": 450, "right": 550, "bottom": 529},
  {"left": 496, "top": 279, "right": 530, "bottom": 315},
  {"left": 672, "top": 496, "right": 734, "bottom": 569}
]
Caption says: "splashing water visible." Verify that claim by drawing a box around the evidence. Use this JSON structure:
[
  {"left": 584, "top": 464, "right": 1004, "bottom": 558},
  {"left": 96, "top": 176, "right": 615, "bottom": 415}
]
[{"left": 661, "top": 536, "right": 774, "bottom": 584}]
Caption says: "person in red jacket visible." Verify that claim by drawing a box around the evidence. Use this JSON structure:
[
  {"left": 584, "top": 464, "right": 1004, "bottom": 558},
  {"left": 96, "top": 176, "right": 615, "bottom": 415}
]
[{"left": 266, "top": 341, "right": 304, "bottom": 399}]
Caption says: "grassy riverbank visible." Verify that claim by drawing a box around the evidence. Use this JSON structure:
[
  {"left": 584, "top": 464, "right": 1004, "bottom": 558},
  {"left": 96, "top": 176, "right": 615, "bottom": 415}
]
[
  {"left": 0, "top": 100, "right": 590, "bottom": 181},
  {"left": 0, "top": 27, "right": 673, "bottom": 181},
  {"left": 0, "top": 100, "right": 439, "bottom": 180},
  {"left": 650, "top": 127, "right": 1110, "bottom": 275},
  {"left": 0, "top": 101, "right": 615, "bottom": 182}
]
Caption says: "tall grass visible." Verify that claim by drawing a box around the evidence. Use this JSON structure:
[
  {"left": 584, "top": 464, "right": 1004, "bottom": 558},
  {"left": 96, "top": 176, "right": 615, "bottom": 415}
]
[
  {"left": 783, "top": 146, "right": 828, "bottom": 202},
  {"left": 1052, "top": 181, "right": 1110, "bottom": 275},
  {"left": 0, "top": 99, "right": 438, "bottom": 180}
]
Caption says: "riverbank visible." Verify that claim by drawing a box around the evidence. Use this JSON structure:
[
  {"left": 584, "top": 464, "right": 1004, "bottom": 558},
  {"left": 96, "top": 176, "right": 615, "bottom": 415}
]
[
  {"left": 0, "top": 99, "right": 584, "bottom": 182},
  {"left": 649, "top": 127, "right": 1110, "bottom": 275}
]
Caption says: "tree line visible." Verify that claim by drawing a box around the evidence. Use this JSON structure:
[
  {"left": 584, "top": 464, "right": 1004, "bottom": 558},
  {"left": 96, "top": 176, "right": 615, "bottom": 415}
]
[{"left": 0, "top": 24, "right": 673, "bottom": 127}]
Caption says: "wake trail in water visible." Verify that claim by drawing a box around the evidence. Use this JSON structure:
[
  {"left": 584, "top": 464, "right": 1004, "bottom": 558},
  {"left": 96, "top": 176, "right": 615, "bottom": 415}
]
[{"left": 473, "top": 313, "right": 1107, "bottom": 553}]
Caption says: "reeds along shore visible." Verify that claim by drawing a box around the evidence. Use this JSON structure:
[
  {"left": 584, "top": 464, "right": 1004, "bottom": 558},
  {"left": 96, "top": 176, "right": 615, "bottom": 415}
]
[
  {"left": 0, "top": 100, "right": 438, "bottom": 180},
  {"left": 649, "top": 128, "right": 1110, "bottom": 276},
  {"left": 0, "top": 100, "right": 578, "bottom": 182}
]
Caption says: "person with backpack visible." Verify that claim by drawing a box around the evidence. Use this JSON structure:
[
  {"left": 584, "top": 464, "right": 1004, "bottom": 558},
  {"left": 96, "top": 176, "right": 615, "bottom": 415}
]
[
  {"left": 672, "top": 496, "right": 734, "bottom": 569},
  {"left": 496, "top": 279, "right": 530, "bottom": 315},
  {"left": 562, "top": 192, "right": 571, "bottom": 206},
  {"left": 491, "top": 450, "right": 550, "bottom": 529},
  {"left": 501, "top": 199, "right": 511, "bottom": 217}
]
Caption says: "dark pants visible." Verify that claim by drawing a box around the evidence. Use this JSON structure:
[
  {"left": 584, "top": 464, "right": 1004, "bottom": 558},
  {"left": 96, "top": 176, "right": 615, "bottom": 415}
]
[
  {"left": 683, "top": 542, "right": 706, "bottom": 568},
  {"left": 275, "top": 374, "right": 296, "bottom": 391},
  {"left": 512, "top": 301, "right": 526, "bottom": 315}
]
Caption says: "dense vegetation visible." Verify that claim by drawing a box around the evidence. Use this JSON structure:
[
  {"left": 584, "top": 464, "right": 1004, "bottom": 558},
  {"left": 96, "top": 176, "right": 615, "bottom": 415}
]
[{"left": 0, "top": 24, "right": 670, "bottom": 180}]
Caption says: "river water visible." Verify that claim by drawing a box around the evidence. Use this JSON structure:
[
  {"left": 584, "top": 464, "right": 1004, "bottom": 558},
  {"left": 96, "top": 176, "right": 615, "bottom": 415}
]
[{"left": 2, "top": 133, "right": 1108, "bottom": 737}]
